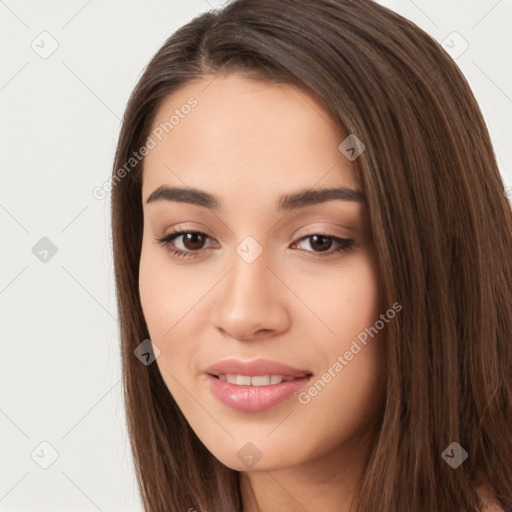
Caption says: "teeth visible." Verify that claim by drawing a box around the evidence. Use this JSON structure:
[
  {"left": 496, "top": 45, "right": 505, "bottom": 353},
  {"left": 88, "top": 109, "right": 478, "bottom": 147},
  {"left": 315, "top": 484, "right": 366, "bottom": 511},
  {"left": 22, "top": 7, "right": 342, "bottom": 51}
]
[
  {"left": 235, "top": 375, "right": 251, "bottom": 386},
  {"left": 219, "top": 374, "right": 306, "bottom": 386},
  {"left": 251, "top": 375, "right": 272, "bottom": 386}
]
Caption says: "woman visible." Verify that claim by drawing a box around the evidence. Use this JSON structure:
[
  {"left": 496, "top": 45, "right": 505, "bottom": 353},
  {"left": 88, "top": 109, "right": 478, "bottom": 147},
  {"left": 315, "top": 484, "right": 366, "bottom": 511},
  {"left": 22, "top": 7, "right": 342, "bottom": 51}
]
[{"left": 110, "top": 0, "right": 512, "bottom": 510}]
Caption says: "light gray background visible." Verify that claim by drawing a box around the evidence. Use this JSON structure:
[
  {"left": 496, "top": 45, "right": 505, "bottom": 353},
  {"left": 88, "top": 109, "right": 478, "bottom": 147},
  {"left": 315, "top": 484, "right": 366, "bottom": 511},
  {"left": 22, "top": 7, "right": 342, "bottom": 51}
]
[{"left": 1, "top": 1, "right": 510, "bottom": 511}]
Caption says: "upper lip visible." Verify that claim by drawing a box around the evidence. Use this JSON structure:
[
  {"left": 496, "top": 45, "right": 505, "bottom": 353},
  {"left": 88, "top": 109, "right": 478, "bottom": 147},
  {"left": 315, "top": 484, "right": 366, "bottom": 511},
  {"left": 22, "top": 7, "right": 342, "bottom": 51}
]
[{"left": 205, "top": 358, "right": 313, "bottom": 377}]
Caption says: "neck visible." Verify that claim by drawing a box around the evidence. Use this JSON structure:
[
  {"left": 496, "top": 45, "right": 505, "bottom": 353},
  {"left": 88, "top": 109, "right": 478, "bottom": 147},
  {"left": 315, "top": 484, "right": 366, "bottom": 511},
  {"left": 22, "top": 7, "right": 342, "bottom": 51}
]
[{"left": 240, "top": 430, "right": 373, "bottom": 512}]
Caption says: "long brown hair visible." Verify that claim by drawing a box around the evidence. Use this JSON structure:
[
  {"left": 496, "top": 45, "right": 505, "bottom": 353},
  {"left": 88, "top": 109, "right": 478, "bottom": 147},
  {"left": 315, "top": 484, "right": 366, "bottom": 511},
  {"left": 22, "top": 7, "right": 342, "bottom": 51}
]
[{"left": 110, "top": 1, "right": 512, "bottom": 510}]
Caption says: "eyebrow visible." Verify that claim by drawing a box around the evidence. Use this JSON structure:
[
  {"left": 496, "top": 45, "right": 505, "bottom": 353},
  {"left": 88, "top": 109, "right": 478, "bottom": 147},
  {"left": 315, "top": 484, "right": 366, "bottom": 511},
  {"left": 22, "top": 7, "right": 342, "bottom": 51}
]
[{"left": 145, "top": 185, "right": 365, "bottom": 212}]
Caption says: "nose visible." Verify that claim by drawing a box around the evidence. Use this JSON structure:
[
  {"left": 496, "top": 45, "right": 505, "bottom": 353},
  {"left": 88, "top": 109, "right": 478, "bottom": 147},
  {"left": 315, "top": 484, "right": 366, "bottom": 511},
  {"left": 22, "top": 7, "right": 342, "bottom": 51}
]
[{"left": 211, "top": 248, "right": 291, "bottom": 342}]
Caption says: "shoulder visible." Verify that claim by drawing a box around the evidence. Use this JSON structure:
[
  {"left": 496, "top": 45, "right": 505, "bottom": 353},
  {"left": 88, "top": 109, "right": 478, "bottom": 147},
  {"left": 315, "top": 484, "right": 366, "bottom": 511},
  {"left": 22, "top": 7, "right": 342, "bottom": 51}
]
[
  {"left": 481, "top": 503, "right": 505, "bottom": 512},
  {"left": 476, "top": 484, "right": 505, "bottom": 512},
  {"left": 482, "top": 502, "right": 505, "bottom": 512}
]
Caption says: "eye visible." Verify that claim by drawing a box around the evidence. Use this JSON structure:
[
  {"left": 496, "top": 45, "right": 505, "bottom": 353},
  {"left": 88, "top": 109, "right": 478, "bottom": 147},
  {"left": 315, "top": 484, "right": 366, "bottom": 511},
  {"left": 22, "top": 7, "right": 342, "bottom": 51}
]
[
  {"left": 155, "top": 230, "right": 217, "bottom": 260},
  {"left": 291, "top": 233, "right": 354, "bottom": 257}
]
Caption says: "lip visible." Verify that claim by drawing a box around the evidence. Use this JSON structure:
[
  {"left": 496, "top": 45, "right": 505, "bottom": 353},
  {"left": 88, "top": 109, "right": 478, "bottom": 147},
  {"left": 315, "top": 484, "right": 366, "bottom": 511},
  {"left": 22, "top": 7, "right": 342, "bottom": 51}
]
[
  {"left": 204, "top": 358, "right": 312, "bottom": 377},
  {"left": 204, "top": 358, "right": 313, "bottom": 413}
]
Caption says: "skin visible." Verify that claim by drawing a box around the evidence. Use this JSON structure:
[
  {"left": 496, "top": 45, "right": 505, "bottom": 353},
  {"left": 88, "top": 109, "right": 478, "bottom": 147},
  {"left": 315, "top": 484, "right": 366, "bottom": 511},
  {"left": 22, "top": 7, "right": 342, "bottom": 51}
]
[{"left": 138, "top": 73, "right": 388, "bottom": 512}]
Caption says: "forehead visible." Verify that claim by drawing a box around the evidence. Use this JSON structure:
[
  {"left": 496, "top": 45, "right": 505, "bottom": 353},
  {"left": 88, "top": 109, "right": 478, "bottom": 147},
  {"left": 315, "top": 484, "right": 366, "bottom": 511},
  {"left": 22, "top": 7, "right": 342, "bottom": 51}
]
[{"left": 141, "top": 74, "right": 359, "bottom": 203}]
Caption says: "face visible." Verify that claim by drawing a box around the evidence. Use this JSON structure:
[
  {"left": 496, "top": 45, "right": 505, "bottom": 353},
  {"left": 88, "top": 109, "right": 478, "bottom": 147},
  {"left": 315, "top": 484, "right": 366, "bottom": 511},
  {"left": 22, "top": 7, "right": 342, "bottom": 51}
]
[{"left": 138, "top": 73, "right": 387, "bottom": 473}]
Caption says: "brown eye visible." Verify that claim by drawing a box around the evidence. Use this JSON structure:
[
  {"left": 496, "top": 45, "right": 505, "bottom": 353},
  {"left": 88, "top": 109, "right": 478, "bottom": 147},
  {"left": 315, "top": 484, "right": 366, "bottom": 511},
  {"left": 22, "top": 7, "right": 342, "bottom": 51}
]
[
  {"left": 180, "top": 232, "right": 208, "bottom": 251},
  {"left": 292, "top": 233, "right": 354, "bottom": 257},
  {"left": 308, "top": 234, "right": 333, "bottom": 252},
  {"left": 155, "top": 230, "right": 217, "bottom": 260}
]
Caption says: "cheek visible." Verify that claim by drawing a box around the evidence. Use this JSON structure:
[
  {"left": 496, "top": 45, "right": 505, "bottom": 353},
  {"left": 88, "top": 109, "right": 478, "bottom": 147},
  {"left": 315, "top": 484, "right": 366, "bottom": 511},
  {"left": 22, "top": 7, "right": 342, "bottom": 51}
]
[
  {"left": 138, "top": 242, "right": 193, "bottom": 336},
  {"left": 332, "top": 254, "right": 384, "bottom": 387},
  {"left": 296, "top": 252, "right": 381, "bottom": 345},
  {"left": 293, "top": 253, "right": 385, "bottom": 423},
  {"left": 138, "top": 243, "right": 205, "bottom": 387},
  {"left": 138, "top": 247, "right": 167, "bottom": 334},
  {"left": 340, "top": 260, "right": 380, "bottom": 341}
]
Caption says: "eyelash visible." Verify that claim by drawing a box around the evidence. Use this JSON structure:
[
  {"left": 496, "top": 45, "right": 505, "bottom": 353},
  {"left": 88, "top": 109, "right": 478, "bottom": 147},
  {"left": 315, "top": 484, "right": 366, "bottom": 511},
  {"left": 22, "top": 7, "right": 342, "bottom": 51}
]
[{"left": 154, "top": 228, "right": 355, "bottom": 261}]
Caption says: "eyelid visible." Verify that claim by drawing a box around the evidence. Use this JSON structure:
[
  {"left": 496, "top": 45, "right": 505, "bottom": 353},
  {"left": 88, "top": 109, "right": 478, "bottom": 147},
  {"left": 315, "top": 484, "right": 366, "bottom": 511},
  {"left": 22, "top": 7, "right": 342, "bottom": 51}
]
[{"left": 292, "top": 222, "right": 355, "bottom": 240}]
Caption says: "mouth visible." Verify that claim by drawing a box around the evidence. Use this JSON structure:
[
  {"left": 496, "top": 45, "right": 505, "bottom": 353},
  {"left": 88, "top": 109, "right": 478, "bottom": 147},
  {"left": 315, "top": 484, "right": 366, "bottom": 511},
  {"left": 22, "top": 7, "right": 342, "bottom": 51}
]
[
  {"left": 208, "top": 373, "right": 311, "bottom": 386},
  {"left": 204, "top": 358, "right": 313, "bottom": 412},
  {"left": 204, "top": 359, "right": 313, "bottom": 413}
]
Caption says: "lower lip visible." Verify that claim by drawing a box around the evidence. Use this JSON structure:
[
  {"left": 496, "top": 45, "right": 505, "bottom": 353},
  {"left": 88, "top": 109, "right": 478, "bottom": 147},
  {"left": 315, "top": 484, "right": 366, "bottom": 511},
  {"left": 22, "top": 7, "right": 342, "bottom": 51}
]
[{"left": 206, "top": 374, "right": 312, "bottom": 413}]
